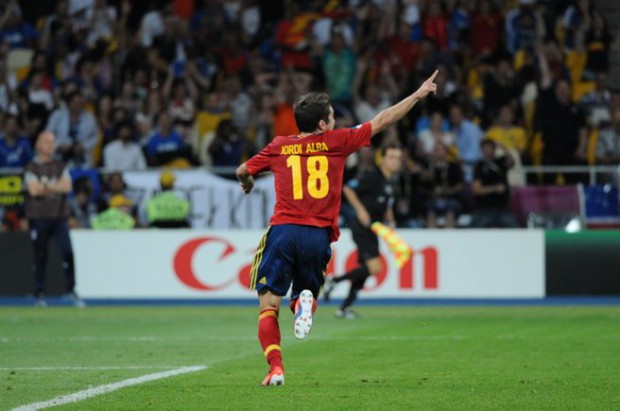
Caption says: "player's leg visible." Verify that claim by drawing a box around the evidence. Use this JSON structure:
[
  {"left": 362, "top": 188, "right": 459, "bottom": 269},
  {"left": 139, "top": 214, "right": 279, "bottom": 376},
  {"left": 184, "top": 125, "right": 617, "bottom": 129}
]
[
  {"left": 324, "top": 221, "right": 369, "bottom": 301},
  {"left": 51, "top": 219, "right": 84, "bottom": 306},
  {"left": 258, "top": 289, "right": 285, "bottom": 386},
  {"left": 51, "top": 219, "right": 75, "bottom": 292},
  {"left": 250, "top": 226, "right": 293, "bottom": 386},
  {"left": 338, "top": 256, "right": 381, "bottom": 316},
  {"left": 336, "top": 227, "right": 380, "bottom": 317},
  {"left": 29, "top": 219, "right": 51, "bottom": 305},
  {"left": 290, "top": 226, "right": 330, "bottom": 339}
]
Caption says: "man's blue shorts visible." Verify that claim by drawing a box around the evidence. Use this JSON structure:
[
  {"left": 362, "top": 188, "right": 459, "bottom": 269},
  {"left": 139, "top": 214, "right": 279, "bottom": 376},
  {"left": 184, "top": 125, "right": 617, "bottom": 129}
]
[{"left": 249, "top": 224, "right": 331, "bottom": 299}]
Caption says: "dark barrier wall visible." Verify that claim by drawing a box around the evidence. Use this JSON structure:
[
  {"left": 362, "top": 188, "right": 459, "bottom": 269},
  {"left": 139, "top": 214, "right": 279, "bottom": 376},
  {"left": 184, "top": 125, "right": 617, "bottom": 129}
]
[
  {"left": 546, "top": 231, "right": 620, "bottom": 295},
  {"left": 0, "top": 232, "right": 66, "bottom": 296}
]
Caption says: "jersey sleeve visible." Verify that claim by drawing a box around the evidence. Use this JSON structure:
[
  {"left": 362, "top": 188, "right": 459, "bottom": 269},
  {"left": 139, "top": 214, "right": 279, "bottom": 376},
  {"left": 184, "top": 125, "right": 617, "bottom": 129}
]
[
  {"left": 339, "top": 122, "right": 372, "bottom": 155},
  {"left": 245, "top": 142, "right": 273, "bottom": 175}
]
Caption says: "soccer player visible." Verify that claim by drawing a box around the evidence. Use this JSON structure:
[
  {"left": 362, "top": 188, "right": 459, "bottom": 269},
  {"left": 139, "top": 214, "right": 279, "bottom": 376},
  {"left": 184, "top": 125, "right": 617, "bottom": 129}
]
[
  {"left": 236, "top": 70, "right": 438, "bottom": 386},
  {"left": 322, "top": 142, "right": 403, "bottom": 319}
]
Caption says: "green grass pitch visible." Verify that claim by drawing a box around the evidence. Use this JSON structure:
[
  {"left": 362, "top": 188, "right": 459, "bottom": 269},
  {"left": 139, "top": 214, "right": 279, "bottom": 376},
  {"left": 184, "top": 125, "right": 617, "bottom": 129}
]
[{"left": 1, "top": 305, "right": 619, "bottom": 410}]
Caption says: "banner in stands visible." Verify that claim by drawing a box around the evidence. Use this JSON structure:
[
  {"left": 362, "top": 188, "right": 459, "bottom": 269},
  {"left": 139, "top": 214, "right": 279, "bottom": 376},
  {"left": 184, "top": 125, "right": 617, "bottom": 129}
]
[
  {"left": 73, "top": 230, "right": 544, "bottom": 299},
  {"left": 0, "top": 173, "right": 26, "bottom": 231},
  {"left": 0, "top": 173, "right": 24, "bottom": 207},
  {"left": 121, "top": 170, "right": 276, "bottom": 229}
]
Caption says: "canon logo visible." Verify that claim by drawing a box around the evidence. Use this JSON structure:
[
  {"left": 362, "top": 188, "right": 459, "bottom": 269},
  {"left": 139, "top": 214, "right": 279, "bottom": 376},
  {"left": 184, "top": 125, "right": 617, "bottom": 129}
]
[
  {"left": 173, "top": 236, "right": 439, "bottom": 292},
  {"left": 399, "top": 247, "right": 438, "bottom": 290}
]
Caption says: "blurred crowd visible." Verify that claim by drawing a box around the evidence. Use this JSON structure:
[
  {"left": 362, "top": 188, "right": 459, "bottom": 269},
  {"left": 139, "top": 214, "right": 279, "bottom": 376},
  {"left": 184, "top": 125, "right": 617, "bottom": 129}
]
[{"left": 1, "top": 0, "right": 619, "bottom": 230}]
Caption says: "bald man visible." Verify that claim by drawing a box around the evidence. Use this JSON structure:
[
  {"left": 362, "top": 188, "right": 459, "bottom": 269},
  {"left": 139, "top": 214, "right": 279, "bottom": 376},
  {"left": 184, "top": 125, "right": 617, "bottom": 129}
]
[{"left": 24, "top": 131, "right": 84, "bottom": 307}]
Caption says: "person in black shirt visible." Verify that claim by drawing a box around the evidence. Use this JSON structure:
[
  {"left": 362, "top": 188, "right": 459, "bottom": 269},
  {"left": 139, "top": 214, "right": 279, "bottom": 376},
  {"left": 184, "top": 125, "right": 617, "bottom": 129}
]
[
  {"left": 535, "top": 43, "right": 587, "bottom": 184},
  {"left": 323, "top": 143, "right": 403, "bottom": 319},
  {"left": 24, "top": 131, "right": 85, "bottom": 307},
  {"left": 471, "top": 139, "right": 519, "bottom": 228},
  {"left": 423, "top": 143, "right": 464, "bottom": 228}
]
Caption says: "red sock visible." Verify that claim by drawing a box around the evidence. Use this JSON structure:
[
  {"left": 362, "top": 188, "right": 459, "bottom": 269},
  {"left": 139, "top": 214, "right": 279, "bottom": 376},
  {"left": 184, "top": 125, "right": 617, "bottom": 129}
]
[
  {"left": 290, "top": 297, "right": 318, "bottom": 314},
  {"left": 258, "top": 308, "right": 282, "bottom": 371}
]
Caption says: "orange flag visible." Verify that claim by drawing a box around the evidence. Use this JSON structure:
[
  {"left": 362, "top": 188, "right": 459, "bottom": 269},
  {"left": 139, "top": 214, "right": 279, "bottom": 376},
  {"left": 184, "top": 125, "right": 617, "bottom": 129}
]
[{"left": 370, "top": 222, "right": 412, "bottom": 268}]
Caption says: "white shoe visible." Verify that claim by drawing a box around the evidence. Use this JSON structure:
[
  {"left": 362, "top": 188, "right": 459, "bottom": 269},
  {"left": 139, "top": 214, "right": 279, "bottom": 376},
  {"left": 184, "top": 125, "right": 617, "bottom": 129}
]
[
  {"left": 64, "top": 292, "right": 86, "bottom": 308},
  {"left": 34, "top": 297, "right": 47, "bottom": 308},
  {"left": 293, "top": 290, "right": 314, "bottom": 339},
  {"left": 335, "top": 308, "right": 359, "bottom": 319}
]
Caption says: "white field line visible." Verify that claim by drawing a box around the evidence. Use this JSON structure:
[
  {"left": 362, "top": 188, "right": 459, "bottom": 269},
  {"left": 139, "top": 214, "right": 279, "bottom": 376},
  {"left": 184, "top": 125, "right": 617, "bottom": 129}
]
[
  {"left": 1, "top": 335, "right": 466, "bottom": 342},
  {"left": 11, "top": 365, "right": 207, "bottom": 411},
  {"left": 0, "top": 366, "right": 197, "bottom": 371}
]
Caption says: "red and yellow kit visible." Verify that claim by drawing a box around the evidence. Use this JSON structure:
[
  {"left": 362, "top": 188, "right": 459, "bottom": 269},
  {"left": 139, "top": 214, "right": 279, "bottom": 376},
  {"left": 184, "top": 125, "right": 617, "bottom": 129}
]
[{"left": 245, "top": 123, "right": 372, "bottom": 242}]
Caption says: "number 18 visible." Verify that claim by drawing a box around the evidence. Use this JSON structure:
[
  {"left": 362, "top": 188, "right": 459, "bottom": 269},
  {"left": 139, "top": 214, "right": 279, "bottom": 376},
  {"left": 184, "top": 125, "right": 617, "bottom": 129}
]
[{"left": 286, "top": 155, "right": 330, "bottom": 200}]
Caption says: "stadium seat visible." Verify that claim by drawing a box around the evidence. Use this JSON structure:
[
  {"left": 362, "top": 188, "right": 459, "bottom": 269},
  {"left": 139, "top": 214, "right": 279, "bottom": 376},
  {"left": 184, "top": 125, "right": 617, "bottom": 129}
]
[{"left": 583, "top": 185, "right": 620, "bottom": 229}]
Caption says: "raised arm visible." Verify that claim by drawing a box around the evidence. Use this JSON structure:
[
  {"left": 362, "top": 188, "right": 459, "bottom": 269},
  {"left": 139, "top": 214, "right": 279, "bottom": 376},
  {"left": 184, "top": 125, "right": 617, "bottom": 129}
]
[
  {"left": 370, "top": 70, "right": 438, "bottom": 137},
  {"left": 536, "top": 43, "right": 552, "bottom": 90}
]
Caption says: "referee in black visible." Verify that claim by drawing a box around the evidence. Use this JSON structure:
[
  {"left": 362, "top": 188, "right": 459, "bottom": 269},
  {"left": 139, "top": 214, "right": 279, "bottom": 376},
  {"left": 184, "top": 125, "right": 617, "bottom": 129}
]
[
  {"left": 24, "top": 131, "right": 84, "bottom": 307},
  {"left": 323, "top": 142, "right": 403, "bottom": 318}
]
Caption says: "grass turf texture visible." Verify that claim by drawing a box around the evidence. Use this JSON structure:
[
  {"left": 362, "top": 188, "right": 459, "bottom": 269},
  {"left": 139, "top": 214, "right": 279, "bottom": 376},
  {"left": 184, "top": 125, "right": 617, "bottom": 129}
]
[{"left": 1, "top": 305, "right": 619, "bottom": 410}]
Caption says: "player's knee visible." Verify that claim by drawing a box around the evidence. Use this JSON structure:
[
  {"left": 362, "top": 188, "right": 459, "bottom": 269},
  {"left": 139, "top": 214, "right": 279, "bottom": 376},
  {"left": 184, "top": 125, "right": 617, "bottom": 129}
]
[
  {"left": 258, "top": 288, "right": 282, "bottom": 312},
  {"left": 366, "top": 257, "right": 383, "bottom": 276}
]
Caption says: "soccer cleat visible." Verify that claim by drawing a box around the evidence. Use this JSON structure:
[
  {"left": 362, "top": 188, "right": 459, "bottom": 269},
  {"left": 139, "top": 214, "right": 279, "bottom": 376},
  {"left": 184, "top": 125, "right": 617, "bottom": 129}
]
[
  {"left": 260, "top": 367, "right": 284, "bottom": 386},
  {"left": 34, "top": 296, "right": 47, "bottom": 308},
  {"left": 293, "top": 290, "right": 314, "bottom": 339},
  {"left": 64, "top": 292, "right": 86, "bottom": 308},
  {"left": 335, "top": 308, "right": 359, "bottom": 319},
  {"left": 322, "top": 277, "right": 335, "bottom": 302}
]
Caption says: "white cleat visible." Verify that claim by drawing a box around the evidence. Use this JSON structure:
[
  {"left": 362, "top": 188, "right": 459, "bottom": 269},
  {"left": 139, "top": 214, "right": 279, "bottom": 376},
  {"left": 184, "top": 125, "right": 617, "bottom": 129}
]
[{"left": 293, "top": 290, "right": 314, "bottom": 339}]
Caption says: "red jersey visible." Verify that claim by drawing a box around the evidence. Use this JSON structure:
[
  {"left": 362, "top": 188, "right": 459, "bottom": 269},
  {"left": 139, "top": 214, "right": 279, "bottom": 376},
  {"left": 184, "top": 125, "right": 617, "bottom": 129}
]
[{"left": 245, "top": 122, "right": 372, "bottom": 242}]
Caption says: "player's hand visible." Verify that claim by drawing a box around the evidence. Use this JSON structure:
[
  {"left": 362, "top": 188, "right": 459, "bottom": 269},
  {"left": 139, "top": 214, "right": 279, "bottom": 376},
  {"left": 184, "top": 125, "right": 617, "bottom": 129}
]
[
  {"left": 356, "top": 208, "right": 371, "bottom": 227},
  {"left": 240, "top": 176, "right": 254, "bottom": 194},
  {"left": 416, "top": 70, "right": 439, "bottom": 99}
]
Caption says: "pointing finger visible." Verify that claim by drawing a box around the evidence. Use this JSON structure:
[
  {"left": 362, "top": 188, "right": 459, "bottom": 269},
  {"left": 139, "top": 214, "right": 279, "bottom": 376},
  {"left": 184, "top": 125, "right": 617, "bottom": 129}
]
[{"left": 429, "top": 69, "right": 439, "bottom": 82}]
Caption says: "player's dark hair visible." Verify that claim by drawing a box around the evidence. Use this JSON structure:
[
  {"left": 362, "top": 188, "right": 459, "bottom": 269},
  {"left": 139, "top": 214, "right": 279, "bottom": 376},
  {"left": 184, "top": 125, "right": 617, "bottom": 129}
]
[
  {"left": 381, "top": 142, "right": 403, "bottom": 156},
  {"left": 293, "top": 92, "right": 331, "bottom": 133}
]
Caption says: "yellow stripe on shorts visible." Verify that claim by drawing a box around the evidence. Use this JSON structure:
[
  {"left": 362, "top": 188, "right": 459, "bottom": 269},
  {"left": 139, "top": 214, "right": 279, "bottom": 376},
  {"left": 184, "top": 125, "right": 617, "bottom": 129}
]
[{"left": 249, "top": 227, "right": 270, "bottom": 290}]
